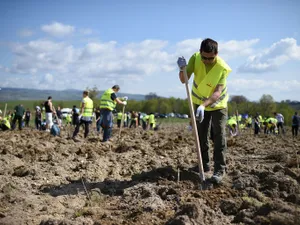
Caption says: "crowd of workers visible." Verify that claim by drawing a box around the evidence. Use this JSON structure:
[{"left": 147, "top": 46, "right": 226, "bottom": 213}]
[
  {"left": 0, "top": 85, "right": 161, "bottom": 143},
  {"left": 226, "top": 111, "right": 299, "bottom": 137},
  {"left": 1, "top": 38, "right": 300, "bottom": 185}
]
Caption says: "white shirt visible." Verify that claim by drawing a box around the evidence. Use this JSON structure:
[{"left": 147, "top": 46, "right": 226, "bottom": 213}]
[{"left": 276, "top": 113, "right": 284, "bottom": 123}]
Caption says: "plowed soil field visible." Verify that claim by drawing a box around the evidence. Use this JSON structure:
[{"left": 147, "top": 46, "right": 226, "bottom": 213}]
[{"left": 0, "top": 124, "right": 300, "bottom": 225}]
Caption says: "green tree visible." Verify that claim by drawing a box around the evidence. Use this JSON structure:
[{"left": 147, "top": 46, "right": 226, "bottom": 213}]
[
  {"left": 259, "top": 94, "right": 276, "bottom": 117},
  {"left": 86, "top": 86, "right": 99, "bottom": 106}
]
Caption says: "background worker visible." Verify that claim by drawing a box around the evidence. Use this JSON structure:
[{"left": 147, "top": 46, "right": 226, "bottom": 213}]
[
  {"left": 227, "top": 117, "right": 237, "bottom": 136},
  {"left": 44, "top": 96, "right": 55, "bottom": 131},
  {"left": 12, "top": 104, "right": 25, "bottom": 130},
  {"left": 24, "top": 108, "right": 31, "bottom": 127},
  {"left": 56, "top": 106, "right": 62, "bottom": 126},
  {"left": 95, "top": 107, "right": 101, "bottom": 133},
  {"left": 99, "top": 85, "right": 127, "bottom": 142},
  {"left": 254, "top": 112, "right": 261, "bottom": 135},
  {"left": 274, "top": 112, "right": 285, "bottom": 134},
  {"left": 72, "top": 90, "right": 94, "bottom": 140},
  {"left": 292, "top": 112, "right": 299, "bottom": 137},
  {"left": 129, "top": 111, "right": 138, "bottom": 128},
  {"left": 0, "top": 114, "right": 11, "bottom": 131},
  {"left": 72, "top": 105, "right": 80, "bottom": 126},
  {"left": 177, "top": 38, "right": 231, "bottom": 184},
  {"left": 142, "top": 114, "right": 149, "bottom": 130},
  {"left": 117, "top": 111, "right": 123, "bottom": 128},
  {"left": 35, "top": 106, "right": 42, "bottom": 130},
  {"left": 149, "top": 112, "right": 156, "bottom": 130}
]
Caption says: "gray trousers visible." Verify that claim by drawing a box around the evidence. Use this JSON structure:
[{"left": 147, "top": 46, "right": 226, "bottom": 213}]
[{"left": 195, "top": 106, "right": 227, "bottom": 173}]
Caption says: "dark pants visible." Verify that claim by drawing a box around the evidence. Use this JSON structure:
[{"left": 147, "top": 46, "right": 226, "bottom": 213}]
[
  {"left": 292, "top": 125, "right": 298, "bottom": 136},
  {"left": 72, "top": 115, "right": 79, "bottom": 126},
  {"left": 196, "top": 107, "right": 227, "bottom": 173},
  {"left": 117, "top": 119, "right": 121, "bottom": 128},
  {"left": 25, "top": 118, "right": 30, "bottom": 127},
  {"left": 254, "top": 122, "right": 260, "bottom": 135},
  {"left": 130, "top": 119, "right": 137, "bottom": 128},
  {"left": 142, "top": 120, "right": 147, "bottom": 130},
  {"left": 277, "top": 122, "right": 285, "bottom": 134},
  {"left": 100, "top": 109, "right": 113, "bottom": 142},
  {"left": 12, "top": 115, "right": 23, "bottom": 130},
  {"left": 73, "top": 119, "right": 90, "bottom": 138},
  {"left": 96, "top": 119, "right": 101, "bottom": 132},
  {"left": 35, "top": 119, "right": 42, "bottom": 130}
]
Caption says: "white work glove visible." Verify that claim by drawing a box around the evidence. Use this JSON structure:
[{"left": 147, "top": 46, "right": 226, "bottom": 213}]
[
  {"left": 78, "top": 114, "right": 82, "bottom": 121},
  {"left": 123, "top": 96, "right": 128, "bottom": 101},
  {"left": 177, "top": 56, "right": 187, "bottom": 69},
  {"left": 196, "top": 105, "right": 205, "bottom": 123},
  {"left": 122, "top": 101, "right": 127, "bottom": 106}
]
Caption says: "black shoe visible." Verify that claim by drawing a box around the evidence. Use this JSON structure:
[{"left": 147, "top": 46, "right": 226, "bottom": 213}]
[{"left": 211, "top": 171, "right": 225, "bottom": 184}]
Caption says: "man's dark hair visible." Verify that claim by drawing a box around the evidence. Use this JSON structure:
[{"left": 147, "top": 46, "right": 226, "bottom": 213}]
[
  {"left": 112, "top": 85, "right": 120, "bottom": 90},
  {"left": 48, "top": 96, "right": 52, "bottom": 100},
  {"left": 83, "top": 90, "right": 89, "bottom": 95},
  {"left": 200, "top": 38, "right": 218, "bottom": 54}
]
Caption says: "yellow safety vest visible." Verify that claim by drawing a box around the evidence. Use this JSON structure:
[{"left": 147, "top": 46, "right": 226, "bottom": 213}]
[
  {"left": 149, "top": 114, "right": 155, "bottom": 124},
  {"left": 246, "top": 117, "right": 252, "bottom": 124},
  {"left": 66, "top": 114, "right": 72, "bottom": 123},
  {"left": 117, "top": 112, "right": 123, "bottom": 120},
  {"left": 238, "top": 115, "right": 242, "bottom": 122},
  {"left": 142, "top": 115, "right": 149, "bottom": 122},
  {"left": 227, "top": 118, "right": 237, "bottom": 128},
  {"left": 81, "top": 97, "right": 93, "bottom": 117},
  {"left": 191, "top": 53, "right": 231, "bottom": 111},
  {"left": 2, "top": 118, "right": 11, "bottom": 129},
  {"left": 100, "top": 89, "right": 116, "bottom": 111}
]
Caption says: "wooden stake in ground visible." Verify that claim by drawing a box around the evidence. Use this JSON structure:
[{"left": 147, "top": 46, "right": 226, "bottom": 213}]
[
  {"left": 236, "top": 110, "right": 240, "bottom": 136},
  {"left": 3, "top": 103, "right": 7, "bottom": 118},
  {"left": 182, "top": 67, "right": 205, "bottom": 182}
]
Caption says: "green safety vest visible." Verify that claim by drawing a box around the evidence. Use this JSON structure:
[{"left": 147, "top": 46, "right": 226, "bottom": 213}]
[
  {"left": 246, "top": 117, "right": 252, "bottom": 124},
  {"left": 149, "top": 114, "right": 155, "bottom": 124},
  {"left": 81, "top": 97, "right": 93, "bottom": 117},
  {"left": 1, "top": 118, "right": 11, "bottom": 129},
  {"left": 66, "top": 114, "right": 72, "bottom": 123},
  {"left": 192, "top": 53, "right": 231, "bottom": 111},
  {"left": 143, "top": 115, "right": 149, "bottom": 122},
  {"left": 100, "top": 88, "right": 116, "bottom": 111},
  {"left": 227, "top": 118, "right": 237, "bottom": 128},
  {"left": 117, "top": 112, "right": 123, "bottom": 120},
  {"left": 238, "top": 115, "right": 242, "bottom": 122}
]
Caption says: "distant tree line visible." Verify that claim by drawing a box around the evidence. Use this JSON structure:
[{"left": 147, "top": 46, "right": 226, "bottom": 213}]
[
  {"left": 114, "top": 93, "right": 297, "bottom": 126},
  {"left": 2, "top": 91, "right": 298, "bottom": 126}
]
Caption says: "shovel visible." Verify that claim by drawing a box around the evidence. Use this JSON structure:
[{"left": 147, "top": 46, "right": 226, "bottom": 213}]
[{"left": 182, "top": 67, "right": 206, "bottom": 186}]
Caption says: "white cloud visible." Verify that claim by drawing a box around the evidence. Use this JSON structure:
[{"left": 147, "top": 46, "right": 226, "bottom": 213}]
[
  {"left": 18, "top": 29, "right": 34, "bottom": 37},
  {"left": 1, "top": 36, "right": 300, "bottom": 101},
  {"left": 79, "top": 28, "right": 93, "bottom": 35},
  {"left": 41, "top": 22, "right": 75, "bottom": 37},
  {"left": 238, "top": 38, "right": 300, "bottom": 73},
  {"left": 228, "top": 78, "right": 300, "bottom": 100}
]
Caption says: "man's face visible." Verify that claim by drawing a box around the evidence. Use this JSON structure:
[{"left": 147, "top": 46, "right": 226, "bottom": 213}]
[{"left": 200, "top": 51, "right": 217, "bottom": 65}]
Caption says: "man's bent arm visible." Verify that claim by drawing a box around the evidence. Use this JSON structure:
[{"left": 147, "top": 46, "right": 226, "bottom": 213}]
[
  {"left": 179, "top": 71, "right": 192, "bottom": 83},
  {"left": 202, "top": 84, "right": 223, "bottom": 107}
]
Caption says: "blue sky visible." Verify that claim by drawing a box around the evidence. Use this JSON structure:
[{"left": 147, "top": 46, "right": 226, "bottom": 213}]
[{"left": 0, "top": 0, "right": 299, "bottom": 101}]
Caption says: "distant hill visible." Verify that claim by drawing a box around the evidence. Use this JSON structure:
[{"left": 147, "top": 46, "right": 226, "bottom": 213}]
[{"left": 0, "top": 88, "right": 146, "bottom": 101}]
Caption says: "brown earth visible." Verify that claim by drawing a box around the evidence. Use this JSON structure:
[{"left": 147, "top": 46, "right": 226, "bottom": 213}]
[{"left": 0, "top": 124, "right": 300, "bottom": 225}]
